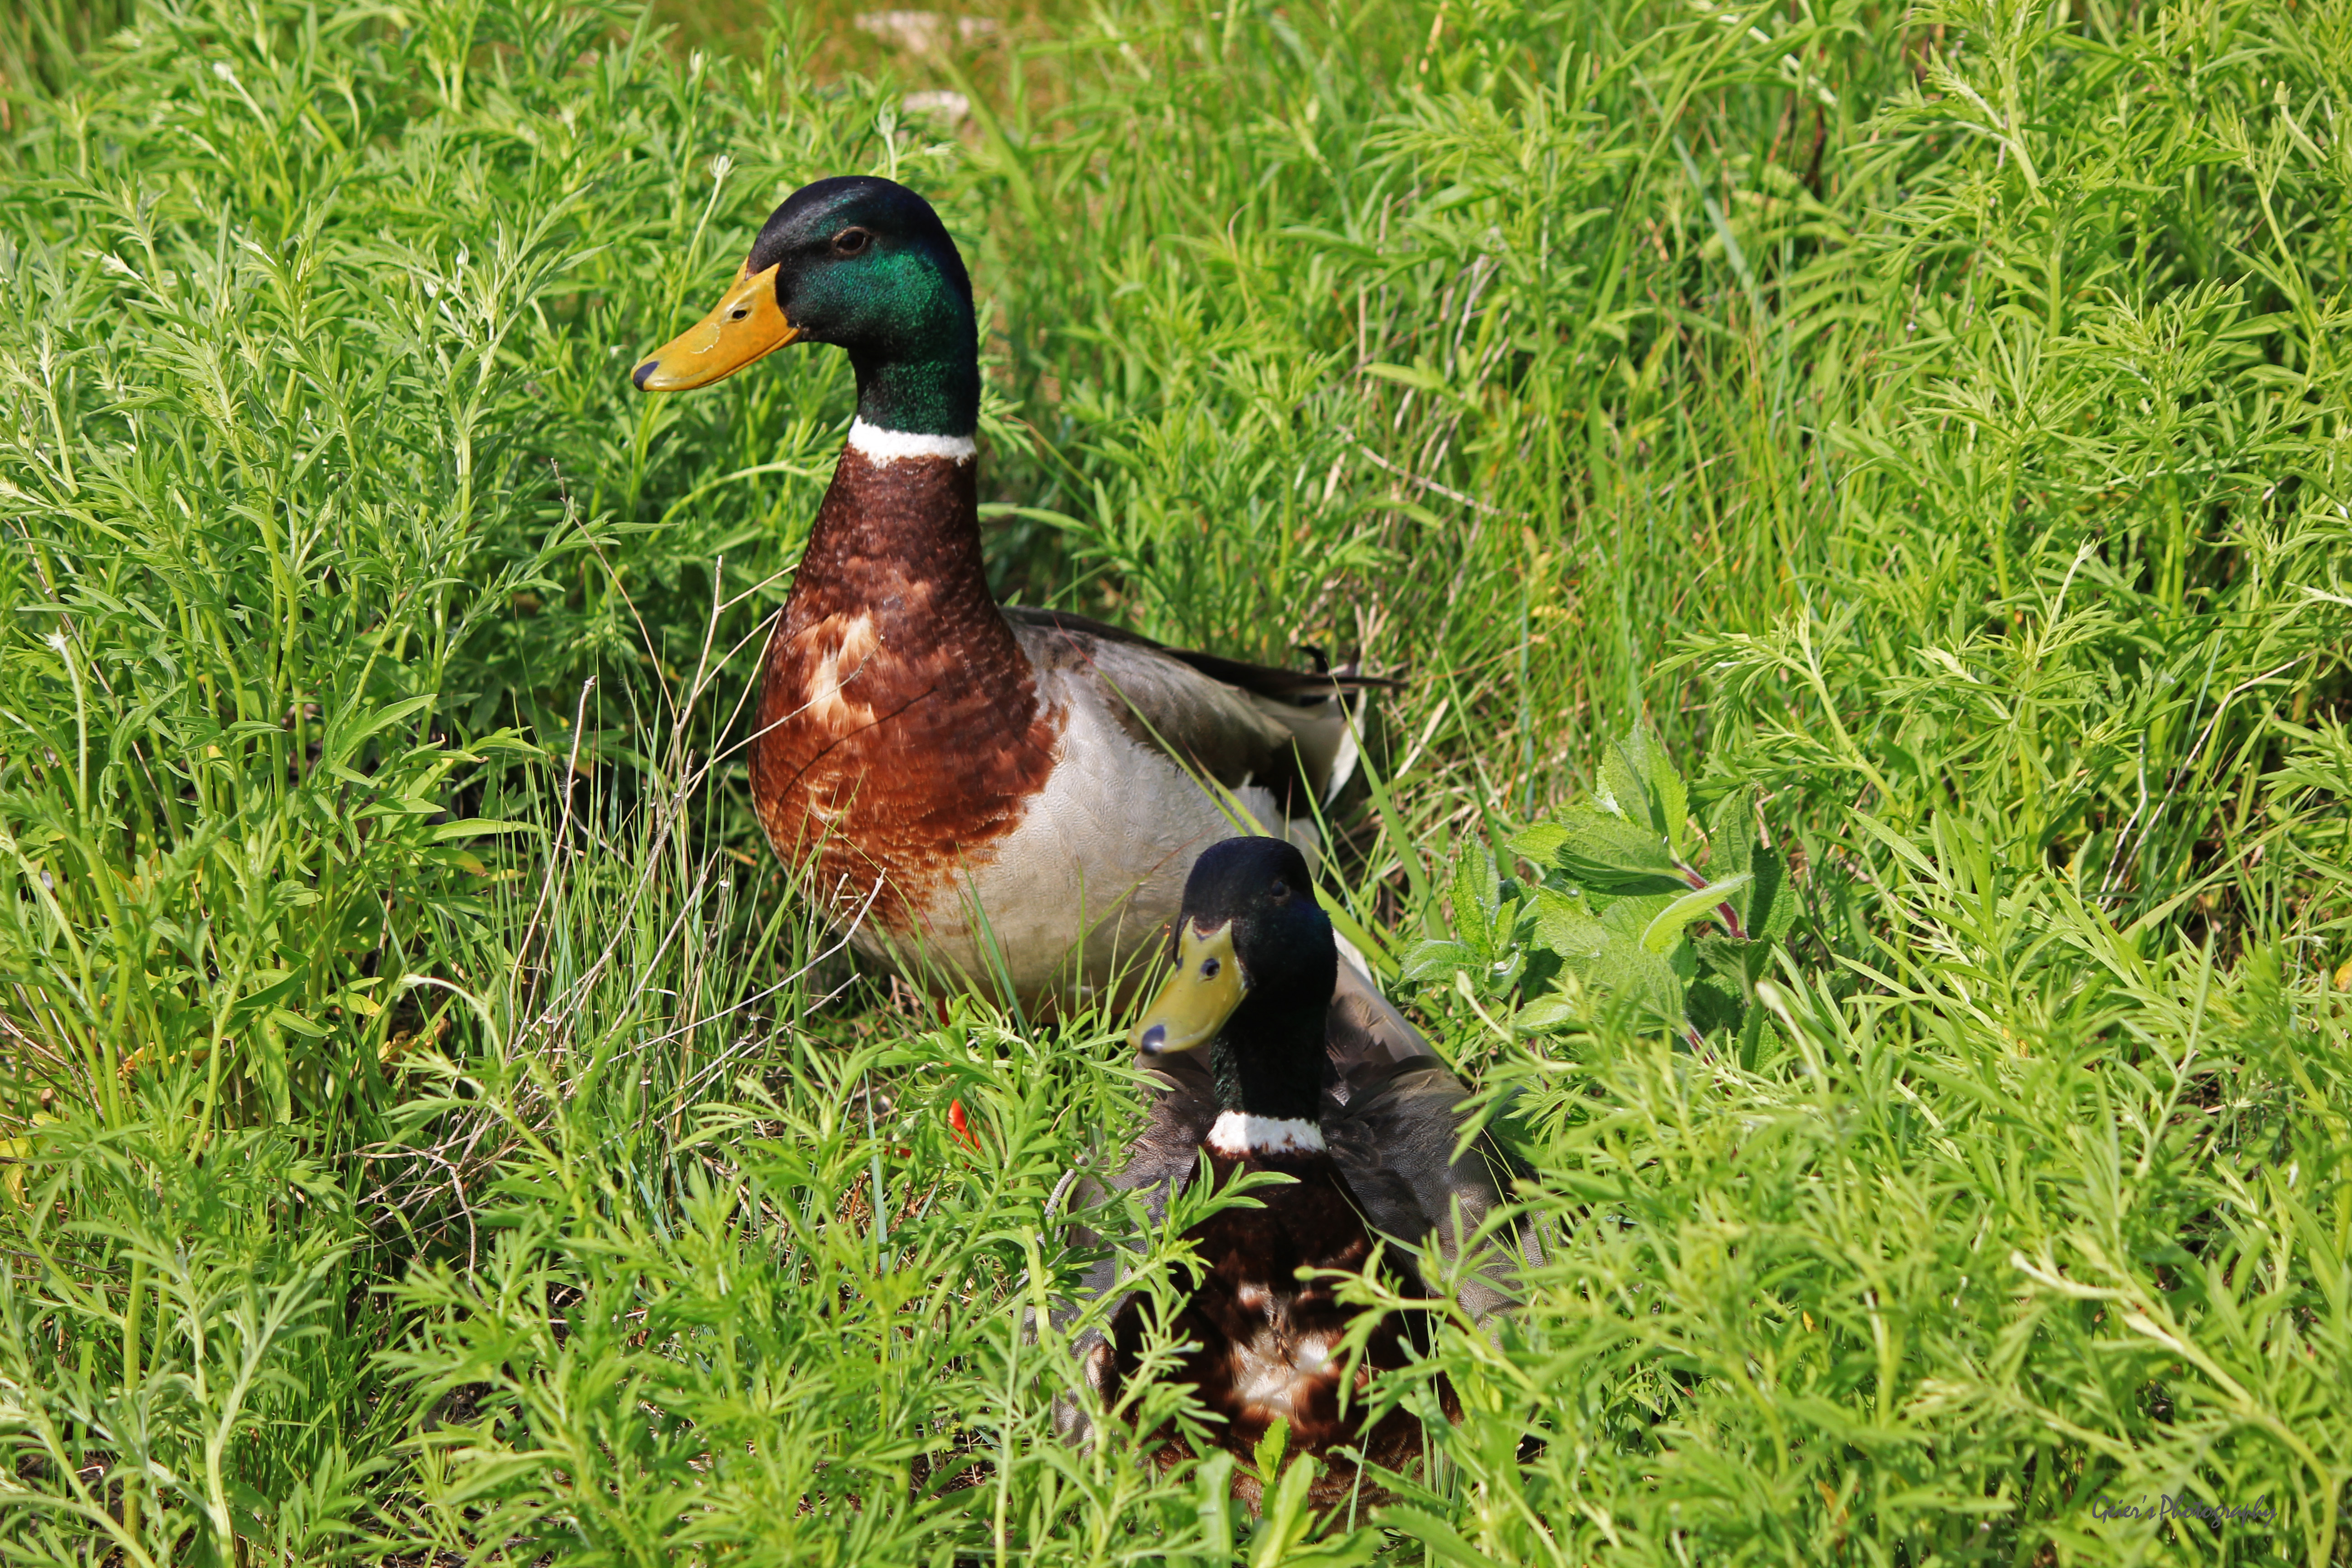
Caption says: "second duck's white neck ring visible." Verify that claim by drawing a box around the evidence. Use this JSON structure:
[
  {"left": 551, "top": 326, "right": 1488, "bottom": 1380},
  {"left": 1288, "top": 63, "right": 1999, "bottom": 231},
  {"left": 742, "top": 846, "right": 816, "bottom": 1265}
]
[
  {"left": 1207, "top": 1111, "right": 1325, "bottom": 1157},
  {"left": 849, "top": 419, "right": 977, "bottom": 465}
]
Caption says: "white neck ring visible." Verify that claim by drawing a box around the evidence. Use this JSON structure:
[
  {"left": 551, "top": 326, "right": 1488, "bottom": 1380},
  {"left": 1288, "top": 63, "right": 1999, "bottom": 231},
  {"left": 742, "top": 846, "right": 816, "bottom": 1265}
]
[
  {"left": 1206, "top": 1111, "right": 1325, "bottom": 1157},
  {"left": 848, "top": 418, "right": 976, "bottom": 465}
]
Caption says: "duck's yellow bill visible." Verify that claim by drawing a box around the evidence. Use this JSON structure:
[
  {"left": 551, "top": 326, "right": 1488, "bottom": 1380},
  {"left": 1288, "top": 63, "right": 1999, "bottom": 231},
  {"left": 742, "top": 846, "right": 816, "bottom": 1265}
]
[
  {"left": 1132, "top": 920, "right": 1246, "bottom": 1057},
  {"left": 632, "top": 261, "right": 799, "bottom": 391}
]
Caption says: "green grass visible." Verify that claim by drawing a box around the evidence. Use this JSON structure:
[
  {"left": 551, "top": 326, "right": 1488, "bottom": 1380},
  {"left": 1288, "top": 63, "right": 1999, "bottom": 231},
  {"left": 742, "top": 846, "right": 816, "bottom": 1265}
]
[{"left": 3, "top": 0, "right": 2351, "bottom": 1560}]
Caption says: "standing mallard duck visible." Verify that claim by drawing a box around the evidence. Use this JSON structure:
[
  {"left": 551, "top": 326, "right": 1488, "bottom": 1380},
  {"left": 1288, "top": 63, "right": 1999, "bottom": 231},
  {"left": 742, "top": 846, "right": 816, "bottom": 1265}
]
[
  {"left": 635, "top": 174, "right": 1368, "bottom": 1010},
  {"left": 1071, "top": 836, "right": 1459, "bottom": 1509},
  {"left": 634, "top": 178, "right": 1533, "bottom": 1282}
]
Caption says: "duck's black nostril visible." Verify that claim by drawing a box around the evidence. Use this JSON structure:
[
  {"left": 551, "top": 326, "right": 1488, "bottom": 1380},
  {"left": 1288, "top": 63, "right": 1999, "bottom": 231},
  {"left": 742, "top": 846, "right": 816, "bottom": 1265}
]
[
  {"left": 632, "top": 358, "right": 658, "bottom": 390},
  {"left": 1139, "top": 1024, "right": 1167, "bottom": 1054}
]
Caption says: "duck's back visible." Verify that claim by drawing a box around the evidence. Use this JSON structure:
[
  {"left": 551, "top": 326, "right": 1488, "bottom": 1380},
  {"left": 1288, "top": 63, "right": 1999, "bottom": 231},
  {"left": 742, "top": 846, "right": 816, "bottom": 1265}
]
[{"left": 951, "top": 615, "right": 1343, "bottom": 1003}]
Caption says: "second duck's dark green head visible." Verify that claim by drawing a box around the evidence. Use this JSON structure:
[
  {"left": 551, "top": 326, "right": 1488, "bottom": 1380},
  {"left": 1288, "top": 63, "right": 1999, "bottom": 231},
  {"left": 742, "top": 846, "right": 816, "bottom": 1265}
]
[
  {"left": 632, "top": 175, "right": 979, "bottom": 438},
  {"left": 1133, "top": 837, "right": 1335, "bottom": 1124}
]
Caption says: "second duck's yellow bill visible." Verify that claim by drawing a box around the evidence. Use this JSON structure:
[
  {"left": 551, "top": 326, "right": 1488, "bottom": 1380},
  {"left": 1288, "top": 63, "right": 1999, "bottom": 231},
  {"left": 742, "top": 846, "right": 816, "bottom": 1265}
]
[
  {"left": 1133, "top": 920, "right": 1246, "bottom": 1056},
  {"left": 633, "top": 261, "right": 798, "bottom": 391}
]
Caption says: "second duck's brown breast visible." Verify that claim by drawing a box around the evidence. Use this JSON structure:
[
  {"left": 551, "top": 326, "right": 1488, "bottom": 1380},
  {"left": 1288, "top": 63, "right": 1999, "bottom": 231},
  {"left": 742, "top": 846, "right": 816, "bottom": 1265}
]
[{"left": 1097, "top": 1148, "right": 1449, "bottom": 1510}]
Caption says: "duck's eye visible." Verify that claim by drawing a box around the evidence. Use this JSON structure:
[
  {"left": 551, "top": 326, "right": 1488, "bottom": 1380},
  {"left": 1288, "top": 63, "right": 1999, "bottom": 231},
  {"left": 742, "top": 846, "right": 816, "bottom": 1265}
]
[
  {"left": 1200, "top": 957, "right": 1221, "bottom": 979},
  {"left": 833, "top": 227, "right": 871, "bottom": 255},
  {"left": 1269, "top": 878, "right": 1290, "bottom": 902}
]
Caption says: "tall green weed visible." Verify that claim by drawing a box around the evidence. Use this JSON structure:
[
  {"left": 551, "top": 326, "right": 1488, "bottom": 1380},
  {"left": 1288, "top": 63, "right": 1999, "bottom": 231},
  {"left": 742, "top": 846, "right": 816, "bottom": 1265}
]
[{"left": 0, "top": 0, "right": 2348, "bottom": 1561}]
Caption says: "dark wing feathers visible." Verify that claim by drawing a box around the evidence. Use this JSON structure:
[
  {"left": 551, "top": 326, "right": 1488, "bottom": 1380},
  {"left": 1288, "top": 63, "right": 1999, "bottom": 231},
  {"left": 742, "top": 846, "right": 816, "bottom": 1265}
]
[
  {"left": 1091, "top": 1051, "right": 1220, "bottom": 1232},
  {"left": 1012, "top": 613, "right": 1298, "bottom": 792},
  {"left": 1321, "top": 957, "right": 1538, "bottom": 1320},
  {"left": 1002, "top": 605, "right": 1398, "bottom": 700},
  {"left": 1052, "top": 1051, "right": 1219, "bottom": 1445},
  {"left": 1003, "top": 605, "right": 1382, "bottom": 813},
  {"left": 1322, "top": 1058, "right": 1539, "bottom": 1324},
  {"left": 1325, "top": 952, "right": 1439, "bottom": 1098}
]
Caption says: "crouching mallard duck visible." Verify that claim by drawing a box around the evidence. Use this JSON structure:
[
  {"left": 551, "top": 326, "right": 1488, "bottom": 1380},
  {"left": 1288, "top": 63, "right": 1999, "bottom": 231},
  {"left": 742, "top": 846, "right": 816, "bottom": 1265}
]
[{"left": 1065, "top": 837, "right": 1474, "bottom": 1509}]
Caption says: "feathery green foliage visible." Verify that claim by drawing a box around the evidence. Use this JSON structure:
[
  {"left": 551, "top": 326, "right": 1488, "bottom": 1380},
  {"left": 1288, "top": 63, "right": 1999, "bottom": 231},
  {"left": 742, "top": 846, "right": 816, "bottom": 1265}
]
[{"left": 2, "top": 0, "right": 2349, "bottom": 1560}]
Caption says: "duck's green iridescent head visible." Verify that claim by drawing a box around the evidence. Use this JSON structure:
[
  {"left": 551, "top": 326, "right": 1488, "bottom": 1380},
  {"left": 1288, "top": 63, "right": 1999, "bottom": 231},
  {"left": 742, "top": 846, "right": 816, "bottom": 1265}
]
[{"left": 632, "top": 175, "right": 979, "bottom": 437}]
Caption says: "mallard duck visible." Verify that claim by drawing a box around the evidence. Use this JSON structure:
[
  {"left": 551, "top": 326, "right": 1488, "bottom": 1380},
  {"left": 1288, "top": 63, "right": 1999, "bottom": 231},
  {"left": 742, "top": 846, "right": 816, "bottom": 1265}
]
[
  {"left": 1065, "top": 836, "right": 1464, "bottom": 1509},
  {"left": 635, "top": 173, "right": 1371, "bottom": 1011},
  {"left": 633, "top": 177, "right": 1530, "bottom": 1269}
]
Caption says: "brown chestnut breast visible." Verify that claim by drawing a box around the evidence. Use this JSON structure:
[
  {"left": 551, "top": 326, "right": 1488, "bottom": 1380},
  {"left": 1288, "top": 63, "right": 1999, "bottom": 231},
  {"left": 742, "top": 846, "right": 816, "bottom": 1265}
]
[{"left": 750, "top": 444, "right": 1059, "bottom": 929}]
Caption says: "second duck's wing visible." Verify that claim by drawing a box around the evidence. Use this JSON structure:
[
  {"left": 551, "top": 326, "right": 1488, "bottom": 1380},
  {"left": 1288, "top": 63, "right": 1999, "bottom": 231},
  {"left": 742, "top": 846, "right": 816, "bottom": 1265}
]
[
  {"left": 1323, "top": 975, "right": 1542, "bottom": 1326},
  {"left": 1092, "top": 1049, "right": 1221, "bottom": 1232},
  {"left": 1052, "top": 1049, "right": 1219, "bottom": 1445},
  {"left": 1325, "top": 945, "right": 1441, "bottom": 1095}
]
